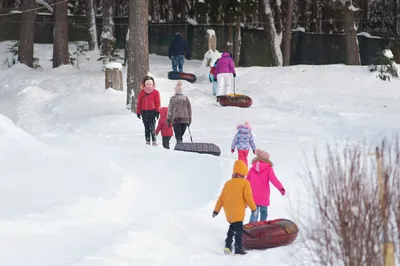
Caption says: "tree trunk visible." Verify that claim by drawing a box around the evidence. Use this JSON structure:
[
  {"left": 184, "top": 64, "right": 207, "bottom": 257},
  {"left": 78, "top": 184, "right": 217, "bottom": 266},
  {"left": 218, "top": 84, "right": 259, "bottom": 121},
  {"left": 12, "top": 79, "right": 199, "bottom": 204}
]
[
  {"left": 53, "top": 0, "right": 69, "bottom": 68},
  {"left": 234, "top": 16, "right": 241, "bottom": 67},
  {"left": 283, "top": 0, "right": 294, "bottom": 66},
  {"left": 18, "top": 0, "right": 35, "bottom": 68},
  {"left": 343, "top": 1, "right": 361, "bottom": 65},
  {"left": 105, "top": 63, "right": 123, "bottom": 90},
  {"left": 260, "top": 0, "right": 282, "bottom": 66},
  {"left": 227, "top": 12, "right": 234, "bottom": 55},
  {"left": 101, "top": 0, "right": 115, "bottom": 64},
  {"left": 127, "top": 0, "right": 149, "bottom": 110},
  {"left": 86, "top": 0, "right": 98, "bottom": 51}
]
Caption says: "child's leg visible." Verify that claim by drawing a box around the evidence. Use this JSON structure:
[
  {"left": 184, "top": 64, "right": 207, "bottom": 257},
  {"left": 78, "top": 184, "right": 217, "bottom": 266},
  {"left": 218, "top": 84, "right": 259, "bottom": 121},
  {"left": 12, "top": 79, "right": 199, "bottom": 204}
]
[
  {"left": 162, "top": 136, "right": 171, "bottom": 149},
  {"left": 249, "top": 206, "right": 259, "bottom": 223},
  {"left": 224, "top": 223, "right": 235, "bottom": 250},
  {"left": 238, "top": 150, "right": 249, "bottom": 167},
  {"left": 212, "top": 81, "right": 217, "bottom": 96},
  {"left": 259, "top": 206, "right": 268, "bottom": 221},
  {"left": 233, "top": 221, "right": 247, "bottom": 254}
]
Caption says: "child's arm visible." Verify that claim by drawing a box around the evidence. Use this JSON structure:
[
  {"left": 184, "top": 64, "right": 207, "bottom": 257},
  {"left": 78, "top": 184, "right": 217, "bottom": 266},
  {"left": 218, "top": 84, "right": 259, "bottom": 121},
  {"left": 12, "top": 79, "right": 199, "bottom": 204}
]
[
  {"left": 249, "top": 133, "right": 256, "bottom": 153},
  {"left": 243, "top": 181, "right": 257, "bottom": 212},
  {"left": 269, "top": 168, "right": 285, "bottom": 193},
  {"left": 231, "top": 133, "right": 239, "bottom": 151},
  {"left": 155, "top": 119, "right": 163, "bottom": 135},
  {"left": 213, "top": 189, "right": 224, "bottom": 214}
]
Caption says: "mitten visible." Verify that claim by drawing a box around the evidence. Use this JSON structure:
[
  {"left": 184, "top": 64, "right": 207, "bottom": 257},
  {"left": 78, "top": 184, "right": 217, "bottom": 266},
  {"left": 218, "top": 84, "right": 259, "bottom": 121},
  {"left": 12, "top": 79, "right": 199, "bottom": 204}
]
[
  {"left": 231, "top": 149, "right": 235, "bottom": 153},
  {"left": 233, "top": 73, "right": 236, "bottom": 78},
  {"left": 212, "top": 211, "right": 218, "bottom": 218},
  {"left": 155, "top": 112, "right": 159, "bottom": 119},
  {"left": 280, "top": 189, "right": 286, "bottom": 196},
  {"left": 253, "top": 150, "right": 255, "bottom": 154},
  {"left": 251, "top": 209, "right": 258, "bottom": 217},
  {"left": 214, "top": 78, "right": 217, "bottom": 82},
  {"left": 137, "top": 113, "right": 141, "bottom": 119}
]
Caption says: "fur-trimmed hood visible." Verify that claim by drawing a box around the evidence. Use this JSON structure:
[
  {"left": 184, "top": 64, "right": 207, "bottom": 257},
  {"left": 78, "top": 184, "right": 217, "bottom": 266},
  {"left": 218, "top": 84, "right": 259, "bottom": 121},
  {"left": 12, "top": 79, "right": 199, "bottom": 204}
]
[
  {"left": 236, "top": 121, "right": 252, "bottom": 132},
  {"left": 251, "top": 157, "right": 273, "bottom": 168}
]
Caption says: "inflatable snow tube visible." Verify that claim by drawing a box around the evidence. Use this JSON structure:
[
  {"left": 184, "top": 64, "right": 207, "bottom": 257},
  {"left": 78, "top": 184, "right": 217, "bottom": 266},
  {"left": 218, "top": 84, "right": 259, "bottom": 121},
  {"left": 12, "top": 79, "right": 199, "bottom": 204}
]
[
  {"left": 167, "top": 71, "right": 197, "bottom": 83},
  {"left": 242, "top": 218, "right": 299, "bottom": 250},
  {"left": 217, "top": 94, "right": 252, "bottom": 108}
]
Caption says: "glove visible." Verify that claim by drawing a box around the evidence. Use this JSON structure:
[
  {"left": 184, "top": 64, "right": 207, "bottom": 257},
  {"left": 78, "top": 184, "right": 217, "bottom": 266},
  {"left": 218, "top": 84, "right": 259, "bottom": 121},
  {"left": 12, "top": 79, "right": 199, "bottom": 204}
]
[
  {"left": 253, "top": 150, "right": 255, "bottom": 154},
  {"left": 155, "top": 112, "right": 159, "bottom": 119},
  {"left": 231, "top": 149, "right": 235, "bottom": 153},
  {"left": 167, "top": 119, "right": 171, "bottom": 127},
  {"left": 280, "top": 189, "right": 286, "bottom": 196},
  {"left": 251, "top": 209, "right": 258, "bottom": 217},
  {"left": 214, "top": 78, "right": 217, "bottom": 82},
  {"left": 233, "top": 73, "right": 236, "bottom": 78},
  {"left": 212, "top": 211, "right": 218, "bottom": 218},
  {"left": 137, "top": 113, "right": 141, "bottom": 119}
]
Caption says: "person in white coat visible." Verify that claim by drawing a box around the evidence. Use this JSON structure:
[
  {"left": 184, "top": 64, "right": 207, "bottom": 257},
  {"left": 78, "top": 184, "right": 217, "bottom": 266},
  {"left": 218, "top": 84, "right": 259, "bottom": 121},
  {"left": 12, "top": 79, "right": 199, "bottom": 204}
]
[{"left": 214, "top": 52, "right": 236, "bottom": 97}]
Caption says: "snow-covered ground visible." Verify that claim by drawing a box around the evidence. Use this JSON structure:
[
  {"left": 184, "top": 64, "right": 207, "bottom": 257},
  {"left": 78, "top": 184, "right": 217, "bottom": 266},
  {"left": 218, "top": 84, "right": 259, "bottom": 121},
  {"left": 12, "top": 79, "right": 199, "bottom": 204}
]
[{"left": 0, "top": 41, "right": 399, "bottom": 266}]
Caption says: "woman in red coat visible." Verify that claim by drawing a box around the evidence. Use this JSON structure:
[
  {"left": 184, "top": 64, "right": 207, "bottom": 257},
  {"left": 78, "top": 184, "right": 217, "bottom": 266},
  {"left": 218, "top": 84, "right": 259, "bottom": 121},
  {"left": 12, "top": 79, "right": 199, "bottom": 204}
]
[{"left": 136, "top": 76, "right": 161, "bottom": 146}]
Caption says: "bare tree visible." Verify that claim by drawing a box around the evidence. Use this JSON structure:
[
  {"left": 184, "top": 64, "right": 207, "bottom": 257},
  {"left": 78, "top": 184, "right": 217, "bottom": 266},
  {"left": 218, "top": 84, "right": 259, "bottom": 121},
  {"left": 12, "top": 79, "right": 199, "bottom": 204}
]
[
  {"left": 292, "top": 138, "right": 400, "bottom": 266},
  {"left": 53, "top": 0, "right": 69, "bottom": 68},
  {"left": 234, "top": 15, "right": 241, "bottom": 67},
  {"left": 18, "top": 0, "right": 35, "bottom": 67},
  {"left": 283, "top": 0, "right": 294, "bottom": 66},
  {"left": 85, "top": 0, "right": 98, "bottom": 51},
  {"left": 341, "top": 0, "right": 361, "bottom": 65},
  {"left": 100, "top": 0, "right": 115, "bottom": 64},
  {"left": 259, "top": 0, "right": 282, "bottom": 66},
  {"left": 127, "top": 0, "right": 149, "bottom": 110}
]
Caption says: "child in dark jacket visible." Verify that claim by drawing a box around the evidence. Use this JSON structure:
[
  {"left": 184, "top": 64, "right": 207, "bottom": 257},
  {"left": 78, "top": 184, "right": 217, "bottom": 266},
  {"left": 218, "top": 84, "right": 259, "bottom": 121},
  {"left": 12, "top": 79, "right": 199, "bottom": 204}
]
[
  {"left": 231, "top": 121, "right": 256, "bottom": 167},
  {"left": 155, "top": 107, "right": 174, "bottom": 149},
  {"left": 213, "top": 159, "right": 257, "bottom": 255}
]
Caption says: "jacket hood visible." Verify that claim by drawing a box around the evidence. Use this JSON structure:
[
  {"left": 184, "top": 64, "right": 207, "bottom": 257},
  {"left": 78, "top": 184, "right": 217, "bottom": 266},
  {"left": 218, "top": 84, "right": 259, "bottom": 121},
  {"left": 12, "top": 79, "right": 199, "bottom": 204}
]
[
  {"left": 251, "top": 160, "right": 271, "bottom": 173},
  {"left": 173, "top": 33, "right": 184, "bottom": 42},
  {"left": 159, "top": 107, "right": 168, "bottom": 117},
  {"left": 236, "top": 123, "right": 252, "bottom": 133},
  {"left": 221, "top": 52, "right": 230, "bottom": 58}
]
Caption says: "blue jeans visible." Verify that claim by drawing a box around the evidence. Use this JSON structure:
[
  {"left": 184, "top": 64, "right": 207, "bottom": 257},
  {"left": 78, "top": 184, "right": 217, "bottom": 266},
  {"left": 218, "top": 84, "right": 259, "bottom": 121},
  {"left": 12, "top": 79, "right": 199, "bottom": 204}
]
[
  {"left": 249, "top": 206, "right": 268, "bottom": 223},
  {"left": 171, "top": 55, "right": 185, "bottom": 72}
]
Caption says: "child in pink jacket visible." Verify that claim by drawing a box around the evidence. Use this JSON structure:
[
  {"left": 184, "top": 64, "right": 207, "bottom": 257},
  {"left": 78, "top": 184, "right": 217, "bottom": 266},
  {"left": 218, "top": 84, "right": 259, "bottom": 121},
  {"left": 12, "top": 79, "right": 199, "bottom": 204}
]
[{"left": 246, "top": 148, "right": 285, "bottom": 223}]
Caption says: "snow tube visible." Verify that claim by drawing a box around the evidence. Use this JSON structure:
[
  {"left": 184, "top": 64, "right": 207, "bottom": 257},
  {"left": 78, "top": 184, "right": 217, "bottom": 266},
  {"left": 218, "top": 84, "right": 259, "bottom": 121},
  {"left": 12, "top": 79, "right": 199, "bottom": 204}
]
[
  {"left": 167, "top": 71, "right": 197, "bottom": 83},
  {"left": 217, "top": 94, "right": 252, "bottom": 108},
  {"left": 242, "top": 218, "right": 299, "bottom": 249}
]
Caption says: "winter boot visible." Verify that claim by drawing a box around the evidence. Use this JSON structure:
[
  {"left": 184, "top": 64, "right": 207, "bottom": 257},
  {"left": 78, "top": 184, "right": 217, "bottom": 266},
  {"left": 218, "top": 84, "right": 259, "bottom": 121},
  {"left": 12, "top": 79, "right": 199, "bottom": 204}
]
[
  {"left": 223, "top": 247, "right": 232, "bottom": 255},
  {"left": 152, "top": 141, "right": 158, "bottom": 146},
  {"left": 146, "top": 141, "right": 151, "bottom": 145},
  {"left": 234, "top": 246, "right": 247, "bottom": 255}
]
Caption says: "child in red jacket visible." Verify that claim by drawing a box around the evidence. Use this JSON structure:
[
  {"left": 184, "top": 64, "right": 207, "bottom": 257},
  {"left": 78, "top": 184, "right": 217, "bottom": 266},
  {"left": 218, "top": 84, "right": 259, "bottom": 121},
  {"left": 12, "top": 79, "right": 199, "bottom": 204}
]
[{"left": 155, "top": 107, "right": 174, "bottom": 149}]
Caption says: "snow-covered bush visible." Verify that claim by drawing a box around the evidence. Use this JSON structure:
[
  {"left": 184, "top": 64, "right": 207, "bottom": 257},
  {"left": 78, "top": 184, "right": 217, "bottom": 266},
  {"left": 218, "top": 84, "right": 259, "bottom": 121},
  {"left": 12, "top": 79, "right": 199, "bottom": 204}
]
[{"left": 369, "top": 48, "right": 399, "bottom": 81}]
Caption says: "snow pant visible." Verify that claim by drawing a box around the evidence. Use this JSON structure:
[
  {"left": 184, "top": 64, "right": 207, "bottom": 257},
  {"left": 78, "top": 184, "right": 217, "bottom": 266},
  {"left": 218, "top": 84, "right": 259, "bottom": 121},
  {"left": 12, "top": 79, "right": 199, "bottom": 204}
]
[
  {"left": 212, "top": 81, "right": 218, "bottom": 96},
  {"left": 171, "top": 55, "right": 185, "bottom": 72},
  {"left": 162, "top": 136, "right": 172, "bottom": 149},
  {"left": 173, "top": 123, "right": 188, "bottom": 143},
  {"left": 249, "top": 206, "right": 268, "bottom": 223},
  {"left": 141, "top": 110, "right": 157, "bottom": 143},
  {"left": 225, "top": 221, "right": 244, "bottom": 249},
  {"left": 217, "top": 73, "right": 233, "bottom": 96},
  {"left": 238, "top": 150, "right": 250, "bottom": 167}
]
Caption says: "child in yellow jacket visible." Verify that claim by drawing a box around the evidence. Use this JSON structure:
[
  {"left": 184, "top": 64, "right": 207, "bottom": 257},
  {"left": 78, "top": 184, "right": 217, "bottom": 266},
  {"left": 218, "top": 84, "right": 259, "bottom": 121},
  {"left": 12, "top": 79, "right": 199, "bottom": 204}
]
[{"left": 212, "top": 159, "right": 257, "bottom": 255}]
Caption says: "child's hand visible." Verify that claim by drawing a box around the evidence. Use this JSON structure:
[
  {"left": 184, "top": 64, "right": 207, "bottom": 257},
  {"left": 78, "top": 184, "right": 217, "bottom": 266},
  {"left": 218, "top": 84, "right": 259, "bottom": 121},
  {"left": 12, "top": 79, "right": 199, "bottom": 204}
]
[
  {"left": 231, "top": 149, "right": 234, "bottom": 153},
  {"left": 280, "top": 189, "right": 286, "bottom": 196},
  {"left": 251, "top": 209, "right": 258, "bottom": 217},
  {"left": 212, "top": 211, "right": 218, "bottom": 218}
]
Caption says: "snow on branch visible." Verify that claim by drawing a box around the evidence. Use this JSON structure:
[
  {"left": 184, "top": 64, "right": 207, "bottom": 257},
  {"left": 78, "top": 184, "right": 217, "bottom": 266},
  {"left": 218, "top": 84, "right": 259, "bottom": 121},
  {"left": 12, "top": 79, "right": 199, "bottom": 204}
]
[{"left": 36, "top": 0, "right": 53, "bottom": 13}]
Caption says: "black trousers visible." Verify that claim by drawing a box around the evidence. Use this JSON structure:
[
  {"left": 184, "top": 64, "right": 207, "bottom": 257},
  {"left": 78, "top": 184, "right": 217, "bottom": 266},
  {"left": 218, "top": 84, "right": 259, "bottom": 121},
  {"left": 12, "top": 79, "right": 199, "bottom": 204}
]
[
  {"left": 162, "top": 136, "right": 171, "bottom": 149},
  {"left": 141, "top": 110, "right": 157, "bottom": 142},
  {"left": 173, "top": 123, "right": 188, "bottom": 143},
  {"left": 225, "top": 221, "right": 243, "bottom": 249}
]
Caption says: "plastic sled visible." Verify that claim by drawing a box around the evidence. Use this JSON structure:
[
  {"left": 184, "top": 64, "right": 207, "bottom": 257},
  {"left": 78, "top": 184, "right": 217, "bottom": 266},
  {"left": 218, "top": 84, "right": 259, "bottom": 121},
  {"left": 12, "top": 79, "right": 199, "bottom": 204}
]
[{"left": 168, "top": 71, "right": 197, "bottom": 83}]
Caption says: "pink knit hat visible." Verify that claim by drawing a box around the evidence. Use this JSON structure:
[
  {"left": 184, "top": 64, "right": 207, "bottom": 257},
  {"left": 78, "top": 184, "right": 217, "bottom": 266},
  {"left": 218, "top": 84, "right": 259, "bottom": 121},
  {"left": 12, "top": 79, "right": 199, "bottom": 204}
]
[
  {"left": 175, "top": 80, "right": 183, "bottom": 93},
  {"left": 255, "top": 148, "right": 270, "bottom": 160}
]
